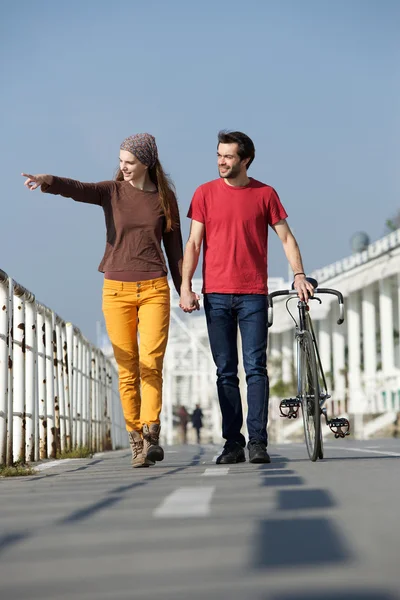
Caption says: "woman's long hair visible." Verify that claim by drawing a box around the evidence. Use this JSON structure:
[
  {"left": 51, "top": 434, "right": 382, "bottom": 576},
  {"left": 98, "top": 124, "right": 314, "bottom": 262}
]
[{"left": 115, "top": 159, "right": 178, "bottom": 232}]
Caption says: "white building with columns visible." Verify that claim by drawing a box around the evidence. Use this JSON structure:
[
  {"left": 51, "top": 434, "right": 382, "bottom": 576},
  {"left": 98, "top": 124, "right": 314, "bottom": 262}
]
[{"left": 268, "top": 229, "right": 400, "bottom": 440}]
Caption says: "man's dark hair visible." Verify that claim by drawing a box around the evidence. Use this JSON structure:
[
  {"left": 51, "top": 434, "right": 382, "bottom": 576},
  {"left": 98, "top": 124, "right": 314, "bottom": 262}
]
[{"left": 217, "top": 130, "right": 255, "bottom": 170}]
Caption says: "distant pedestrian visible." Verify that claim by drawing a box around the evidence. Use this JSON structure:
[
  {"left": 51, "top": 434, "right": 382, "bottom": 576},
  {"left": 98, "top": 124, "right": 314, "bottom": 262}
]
[
  {"left": 22, "top": 133, "right": 183, "bottom": 469},
  {"left": 178, "top": 405, "right": 189, "bottom": 444},
  {"left": 191, "top": 404, "right": 203, "bottom": 444}
]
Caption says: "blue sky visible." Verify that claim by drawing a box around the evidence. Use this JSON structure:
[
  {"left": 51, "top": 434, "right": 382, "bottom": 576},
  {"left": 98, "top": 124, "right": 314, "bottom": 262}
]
[{"left": 1, "top": 0, "right": 399, "bottom": 343}]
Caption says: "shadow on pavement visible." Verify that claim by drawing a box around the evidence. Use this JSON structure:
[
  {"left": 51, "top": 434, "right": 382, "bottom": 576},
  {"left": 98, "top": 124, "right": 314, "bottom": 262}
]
[
  {"left": 252, "top": 517, "right": 350, "bottom": 568},
  {"left": 0, "top": 532, "right": 29, "bottom": 554},
  {"left": 260, "top": 476, "right": 304, "bottom": 487},
  {"left": 60, "top": 447, "right": 206, "bottom": 524},
  {"left": 277, "top": 488, "right": 336, "bottom": 510},
  {"left": 0, "top": 448, "right": 206, "bottom": 552}
]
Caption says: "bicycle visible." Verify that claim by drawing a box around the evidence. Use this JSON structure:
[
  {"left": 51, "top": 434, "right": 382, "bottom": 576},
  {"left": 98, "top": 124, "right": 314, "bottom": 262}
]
[{"left": 267, "top": 277, "right": 350, "bottom": 462}]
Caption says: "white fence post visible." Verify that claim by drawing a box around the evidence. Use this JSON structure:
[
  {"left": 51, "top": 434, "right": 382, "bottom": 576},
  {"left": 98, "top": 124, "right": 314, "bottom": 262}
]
[
  {"left": 71, "top": 327, "right": 79, "bottom": 449},
  {"left": 62, "top": 324, "right": 72, "bottom": 451},
  {"left": 76, "top": 333, "right": 83, "bottom": 449},
  {"left": 36, "top": 307, "right": 47, "bottom": 459},
  {"left": 0, "top": 268, "right": 128, "bottom": 466},
  {"left": 55, "top": 318, "right": 67, "bottom": 453},
  {"left": 82, "top": 342, "right": 90, "bottom": 449},
  {"left": 12, "top": 292, "right": 26, "bottom": 463},
  {"left": 25, "top": 299, "right": 37, "bottom": 462},
  {"left": 45, "top": 310, "right": 56, "bottom": 458}
]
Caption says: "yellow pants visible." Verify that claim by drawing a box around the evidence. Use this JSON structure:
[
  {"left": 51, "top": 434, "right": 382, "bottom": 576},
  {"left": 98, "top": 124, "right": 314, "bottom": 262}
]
[{"left": 102, "top": 277, "right": 170, "bottom": 432}]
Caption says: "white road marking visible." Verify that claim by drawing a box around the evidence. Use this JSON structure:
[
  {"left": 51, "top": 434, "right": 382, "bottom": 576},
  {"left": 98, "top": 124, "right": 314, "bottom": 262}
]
[
  {"left": 268, "top": 467, "right": 290, "bottom": 472},
  {"left": 35, "top": 458, "right": 80, "bottom": 471},
  {"left": 203, "top": 467, "right": 229, "bottom": 476},
  {"left": 154, "top": 486, "right": 215, "bottom": 518},
  {"left": 327, "top": 446, "right": 400, "bottom": 458}
]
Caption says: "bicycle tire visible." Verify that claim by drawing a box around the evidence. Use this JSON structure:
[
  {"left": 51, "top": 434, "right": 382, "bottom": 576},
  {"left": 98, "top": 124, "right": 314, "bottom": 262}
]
[
  {"left": 299, "top": 330, "right": 322, "bottom": 462},
  {"left": 318, "top": 429, "right": 324, "bottom": 460}
]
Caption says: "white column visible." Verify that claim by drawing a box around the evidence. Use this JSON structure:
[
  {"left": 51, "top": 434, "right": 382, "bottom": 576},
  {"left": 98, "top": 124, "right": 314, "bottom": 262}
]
[
  {"left": 332, "top": 309, "right": 346, "bottom": 402},
  {"left": 379, "top": 277, "right": 395, "bottom": 375},
  {"left": 347, "top": 292, "right": 364, "bottom": 421},
  {"left": 268, "top": 332, "right": 281, "bottom": 387},
  {"left": 318, "top": 315, "right": 331, "bottom": 387},
  {"left": 281, "top": 330, "right": 293, "bottom": 384},
  {"left": 362, "top": 284, "right": 377, "bottom": 378},
  {"left": 0, "top": 278, "right": 8, "bottom": 465},
  {"left": 397, "top": 274, "right": 400, "bottom": 369}
]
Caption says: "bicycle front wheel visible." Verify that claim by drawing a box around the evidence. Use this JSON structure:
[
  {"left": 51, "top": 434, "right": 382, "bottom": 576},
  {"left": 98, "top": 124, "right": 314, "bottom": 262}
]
[{"left": 299, "top": 330, "right": 322, "bottom": 462}]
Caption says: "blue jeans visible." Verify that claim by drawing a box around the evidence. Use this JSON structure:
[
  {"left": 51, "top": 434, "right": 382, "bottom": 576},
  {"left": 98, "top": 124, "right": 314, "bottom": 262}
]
[{"left": 204, "top": 293, "right": 269, "bottom": 447}]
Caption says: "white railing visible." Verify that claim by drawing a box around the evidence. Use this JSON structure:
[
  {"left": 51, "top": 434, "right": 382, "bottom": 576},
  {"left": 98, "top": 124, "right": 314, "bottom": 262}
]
[{"left": 0, "top": 269, "right": 127, "bottom": 467}]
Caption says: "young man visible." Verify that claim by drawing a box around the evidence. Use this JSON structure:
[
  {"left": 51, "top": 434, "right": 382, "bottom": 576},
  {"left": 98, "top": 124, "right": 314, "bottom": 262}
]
[{"left": 180, "top": 131, "right": 314, "bottom": 464}]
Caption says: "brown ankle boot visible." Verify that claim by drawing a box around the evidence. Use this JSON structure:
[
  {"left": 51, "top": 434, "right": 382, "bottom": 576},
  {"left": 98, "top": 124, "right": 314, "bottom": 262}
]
[
  {"left": 142, "top": 424, "right": 164, "bottom": 463},
  {"left": 128, "top": 431, "right": 151, "bottom": 468}
]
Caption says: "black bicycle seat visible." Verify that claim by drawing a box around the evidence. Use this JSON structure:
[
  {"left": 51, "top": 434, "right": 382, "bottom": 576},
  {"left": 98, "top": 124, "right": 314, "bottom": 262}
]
[{"left": 291, "top": 277, "right": 318, "bottom": 290}]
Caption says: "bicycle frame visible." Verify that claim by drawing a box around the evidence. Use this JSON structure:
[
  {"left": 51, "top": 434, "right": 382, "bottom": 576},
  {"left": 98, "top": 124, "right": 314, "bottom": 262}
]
[
  {"left": 295, "top": 301, "right": 329, "bottom": 408},
  {"left": 267, "top": 283, "right": 350, "bottom": 440}
]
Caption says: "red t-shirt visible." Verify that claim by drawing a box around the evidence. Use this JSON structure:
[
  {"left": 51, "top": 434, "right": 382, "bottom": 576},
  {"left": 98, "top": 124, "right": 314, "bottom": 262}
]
[{"left": 187, "top": 178, "right": 288, "bottom": 294}]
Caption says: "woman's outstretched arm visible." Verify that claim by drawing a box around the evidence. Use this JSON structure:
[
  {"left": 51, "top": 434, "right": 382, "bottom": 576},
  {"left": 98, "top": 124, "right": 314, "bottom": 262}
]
[{"left": 22, "top": 173, "right": 114, "bottom": 206}]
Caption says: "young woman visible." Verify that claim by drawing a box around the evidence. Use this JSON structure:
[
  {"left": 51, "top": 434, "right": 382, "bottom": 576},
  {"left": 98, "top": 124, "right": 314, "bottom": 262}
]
[{"left": 22, "top": 133, "right": 183, "bottom": 468}]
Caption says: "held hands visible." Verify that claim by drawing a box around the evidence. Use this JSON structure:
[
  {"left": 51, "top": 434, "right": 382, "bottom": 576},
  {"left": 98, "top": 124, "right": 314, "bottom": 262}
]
[
  {"left": 179, "top": 289, "right": 201, "bottom": 313},
  {"left": 21, "top": 173, "right": 52, "bottom": 190},
  {"left": 293, "top": 275, "right": 315, "bottom": 302}
]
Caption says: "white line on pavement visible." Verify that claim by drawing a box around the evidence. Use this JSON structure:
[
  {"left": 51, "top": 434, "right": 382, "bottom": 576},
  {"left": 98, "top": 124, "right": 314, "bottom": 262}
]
[
  {"left": 35, "top": 458, "right": 80, "bottom": 471},
  {"left": 203, "top": 467, "right": 229, "bottom": 476},
  {"left": 326, "top": 446, "right": 400, "bottom": 457},
  {"left": 154, "top": 487, "right": 215, "bottom": 518}
]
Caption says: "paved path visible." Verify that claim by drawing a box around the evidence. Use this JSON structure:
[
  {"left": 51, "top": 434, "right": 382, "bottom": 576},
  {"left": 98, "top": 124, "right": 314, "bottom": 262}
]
[{"left": 1, "top": 439, "right": 400, "bottom": 600}]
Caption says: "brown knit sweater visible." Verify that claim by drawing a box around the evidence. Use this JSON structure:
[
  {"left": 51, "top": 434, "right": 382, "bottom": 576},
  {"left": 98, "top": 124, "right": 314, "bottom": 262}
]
[{"left": 42, "top": 176, "right": 183, "bottom": 293}]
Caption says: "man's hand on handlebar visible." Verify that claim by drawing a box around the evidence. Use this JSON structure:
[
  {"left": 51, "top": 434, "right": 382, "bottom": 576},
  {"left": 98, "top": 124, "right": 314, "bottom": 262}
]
[{"left": 293, "top": 275, "right": 315, "bottom": 302}]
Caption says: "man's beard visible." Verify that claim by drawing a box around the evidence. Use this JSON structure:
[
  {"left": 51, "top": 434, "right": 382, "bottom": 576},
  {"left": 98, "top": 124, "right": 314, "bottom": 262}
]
[{"left": 218, "top": 163, "right": 241, "bottom": 179}]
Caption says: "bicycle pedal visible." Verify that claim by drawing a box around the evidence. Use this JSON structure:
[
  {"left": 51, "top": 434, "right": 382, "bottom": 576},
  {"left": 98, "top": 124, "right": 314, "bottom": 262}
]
[
  {"left": 328, "top": 417, "right": 350, "bottom": 438},
  {"left": 280, "top": 399, "right": 300, "bottom": 419}
]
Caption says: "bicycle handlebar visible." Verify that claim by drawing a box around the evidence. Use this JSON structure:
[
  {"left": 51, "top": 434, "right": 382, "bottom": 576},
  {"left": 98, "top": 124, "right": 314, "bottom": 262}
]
[{"left": 267, "top": 287, "right": 344, "bottom": 328}]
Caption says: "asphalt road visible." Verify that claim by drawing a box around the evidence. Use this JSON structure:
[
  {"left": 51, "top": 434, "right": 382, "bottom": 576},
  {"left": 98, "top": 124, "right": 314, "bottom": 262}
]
[{"left": 0, "top": 439, "right": 400, "bottom": 600}]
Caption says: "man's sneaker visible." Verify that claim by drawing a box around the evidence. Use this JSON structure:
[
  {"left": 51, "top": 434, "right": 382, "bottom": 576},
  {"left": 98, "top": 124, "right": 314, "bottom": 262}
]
[
  {"left": 216, "top": 442, "right": 246, "bottom": 464},
  {"left": 129, "top": 431, "right": 152, "bottom": 468},
  {"left": 248, "top": 440, "right": 271, "bottom": 464},
  {"left": 143, "top": 424, "right": 164, "bottom": 463}
]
